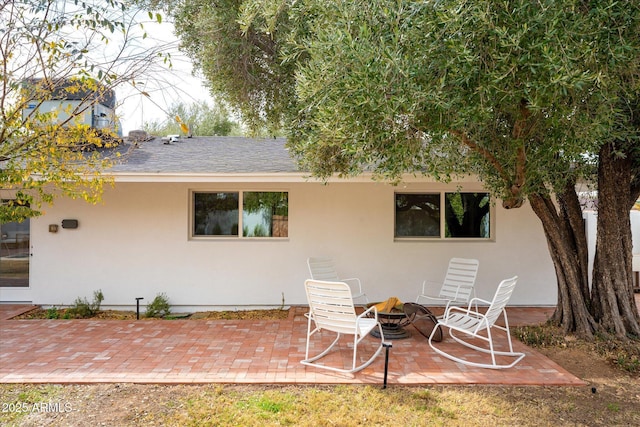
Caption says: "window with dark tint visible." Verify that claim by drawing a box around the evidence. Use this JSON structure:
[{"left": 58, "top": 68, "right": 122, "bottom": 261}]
[
  {"left": 444, "top": 192, "right": 490, "bottom": 238},
  {"left": 395, "top": 193, "right": 440, "bottom": 237},
  {"left": 395, "top": 192, "right": 491, "bottom": 239},
  {"left": 193, "top": 192, "right": 239, "bottom": 236}
]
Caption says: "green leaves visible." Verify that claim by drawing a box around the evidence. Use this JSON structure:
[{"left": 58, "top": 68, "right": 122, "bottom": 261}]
[
  {"left": 1, "top": 0, "right": 170, "bottom": 220},
  {"left": 280, "top": 0, "right": 638, "bottom": 198},
  {"left": 161, "top": 0, "right": 638, "bottom": 203},
  {"left": 147, "top": 11, "right": 163, "bottom": 23},
  {"left": 143, "top": 100, "right": 241, "bottom": 137}
]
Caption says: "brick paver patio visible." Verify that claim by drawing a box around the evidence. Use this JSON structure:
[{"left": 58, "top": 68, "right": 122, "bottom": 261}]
[{"left": 0, "top": 304, "right": 587, "bottom": 386}]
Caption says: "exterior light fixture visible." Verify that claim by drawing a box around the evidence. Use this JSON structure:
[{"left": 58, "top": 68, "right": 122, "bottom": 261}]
[{"left": 61, "top": 219, "right": 79, "bottom": 229}]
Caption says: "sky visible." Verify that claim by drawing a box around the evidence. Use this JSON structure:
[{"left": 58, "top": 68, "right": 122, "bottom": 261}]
[{"left": 112, "top": 16, "right": 214, "bottom": 135}]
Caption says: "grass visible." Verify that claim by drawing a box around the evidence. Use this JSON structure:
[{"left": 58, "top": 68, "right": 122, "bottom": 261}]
[
  {"left": 0, "top": 384, "right": 64, "bottom": 425},
  {"left": 138, "top": 385, "right": 526, "bottom": 426},
  {"left": 3, "top": 383, "right": 600, "bottom": 426}
]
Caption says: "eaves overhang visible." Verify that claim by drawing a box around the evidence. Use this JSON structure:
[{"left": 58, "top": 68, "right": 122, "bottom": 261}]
[{"left": 107, "top": 171, "right": 479, "bottom": 185}]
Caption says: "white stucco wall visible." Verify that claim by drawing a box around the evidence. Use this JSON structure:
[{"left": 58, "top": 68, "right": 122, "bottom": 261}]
[{"left": 3, "top": 180, "right": 557, "bottom": 309}]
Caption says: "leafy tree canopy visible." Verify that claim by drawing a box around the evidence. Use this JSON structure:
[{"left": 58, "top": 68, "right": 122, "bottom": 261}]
[
  {"left": 158, "top": 0, "right": 640, "bottom": 338},
  {"left": 158, "top": 0, "right": 298, "bottom": 135},
  {"left": 143, "top": 100, "right": 242, "bottom": 136},
  {"left": 1, "top": 0, "right": 168, "bottom": 222},
  {"left": 157, "top": 0, "right": 638, "bottom": 204},
  {"left": 288, "top": 0, "right": 637, "bottom": 204}
]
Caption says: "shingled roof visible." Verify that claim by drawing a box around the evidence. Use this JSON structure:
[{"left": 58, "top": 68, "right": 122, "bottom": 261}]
[{"left": 109, "top": 136, "right": 300, "bottom": 175}]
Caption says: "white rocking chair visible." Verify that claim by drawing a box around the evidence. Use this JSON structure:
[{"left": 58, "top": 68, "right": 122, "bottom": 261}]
[
  {"left": 428, "top": 276, "right": 525, "bottom": 369},
  {"left": 416, "top": 258, "right": 479, "bottom": 315},
  {"left": 307, "top": 257, "right": 368, "bottom": 304},
  {"left": 302, "top": 279, "right": 385, "bottom": 373}
]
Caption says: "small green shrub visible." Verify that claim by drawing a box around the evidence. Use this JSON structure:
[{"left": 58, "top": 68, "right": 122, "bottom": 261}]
[
  {"left": 146, "top": 293, "right": 171, "bottom": 318},
  {"left": 46, "top": 306, "right": 60, "bottom": 319},
  {"left": 512, "top": 323, "right": 566, "bottom": 348},
  {"left": 67, "top": 289, "right": 104, "bottom": 319}
]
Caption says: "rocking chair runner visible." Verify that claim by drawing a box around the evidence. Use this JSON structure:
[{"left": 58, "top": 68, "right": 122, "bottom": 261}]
[
  {"left": 302, "top": 279, "right": 385, "bottom": 373},
  {"left": 428, "top": 276, "right": 525, "bottom": 369}
]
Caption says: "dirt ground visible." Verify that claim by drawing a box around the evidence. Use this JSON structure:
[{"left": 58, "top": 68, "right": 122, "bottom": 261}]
[{"left": 2, "top": 309, "right": 639, "bottom": 426}]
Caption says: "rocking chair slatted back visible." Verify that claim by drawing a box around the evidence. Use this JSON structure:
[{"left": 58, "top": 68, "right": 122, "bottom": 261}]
[
  {"left": 305, "top": 280, "right": 358, "bottom": 335},
  {"left": 439, "top": 258, "right": 480, "bottom": 302},
  {"left": 483, "top": 276, "right": 518, "bottom": 328},
  {"left": 307, "top": 257, "right": 368, "bottom": 304},
  {"left": 307, "top": 257, "right": 340, "bottom": 281}
]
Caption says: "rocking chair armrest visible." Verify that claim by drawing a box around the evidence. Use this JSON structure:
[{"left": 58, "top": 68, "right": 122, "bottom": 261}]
[
  {"left": 444, "top": 304, "right": 474, "bottom": 319},
  {"left": 417, "top": 294, "right": 448, "bottom": 303},
  {"left": 359, "top": 305, "right": 378, "bottom": 322},
  {"left": 420, "top": 280, "right": 442, "bottom": 295},
  {"left": 451, "top": 283, "right": 474, "bottom": 301},
  {"left": 443, "top": 304, "right": 487, "bottom": 321},
  {"left": 467, "top": 297, "right": 491, "bottom": 309},
  {"left": 342, "top": 277, "right": 363, "bottom": 292}
]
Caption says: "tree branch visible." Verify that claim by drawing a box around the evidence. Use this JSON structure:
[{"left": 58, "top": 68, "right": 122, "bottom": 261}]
[
  {"left": 512, "top": 99, "right": 530, "bottom": 192},
  {"left": 449, "top": 129, "right": 511, "bottom": 183}
]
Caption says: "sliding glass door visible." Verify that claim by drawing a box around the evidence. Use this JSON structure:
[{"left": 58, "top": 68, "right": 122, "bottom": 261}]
[{"left": 0, "top": 218, "right": 30, "bottom": 287}]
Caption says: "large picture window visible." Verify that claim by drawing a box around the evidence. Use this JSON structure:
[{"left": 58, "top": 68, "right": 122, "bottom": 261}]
[
  {"left": 242, "top": 192, "right": 289, "bottom": 237},
  {"left": 395, "top": 192, "right": 491, "bottom": 239},
  {"left": 193, "top": 191, "right": 288, "bottom": 238}
]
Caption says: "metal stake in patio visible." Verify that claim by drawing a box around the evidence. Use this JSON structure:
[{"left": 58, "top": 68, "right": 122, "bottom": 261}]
[{"left": 135, "top": 297, "right": 144, "bottom": 320}]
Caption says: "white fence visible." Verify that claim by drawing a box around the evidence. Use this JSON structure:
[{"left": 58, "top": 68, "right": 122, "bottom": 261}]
[{"left": 583, "top": 210, "right": 640, "bottom": 287}]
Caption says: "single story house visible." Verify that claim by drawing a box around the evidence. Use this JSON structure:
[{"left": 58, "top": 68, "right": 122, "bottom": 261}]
[{"left": 0, "top": 136, "right": 560, "bottom": 310}]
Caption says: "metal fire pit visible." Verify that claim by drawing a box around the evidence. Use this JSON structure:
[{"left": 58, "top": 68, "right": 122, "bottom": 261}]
[{"left": 366, "top": 302, "right": 411, "bottom": 339}]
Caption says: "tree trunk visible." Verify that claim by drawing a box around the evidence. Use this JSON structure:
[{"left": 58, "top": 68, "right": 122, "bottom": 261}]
[
  {"left": 528, "top": 185, "right": 597, "bottom": 338},
  {"left": 591, "top": 142, "right": 640, "bottom": 338}
]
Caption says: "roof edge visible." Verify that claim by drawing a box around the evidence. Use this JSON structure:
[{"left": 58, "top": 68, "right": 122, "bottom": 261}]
[{"left": 108, "top": 172, "right": 479, "bottom": 184}]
